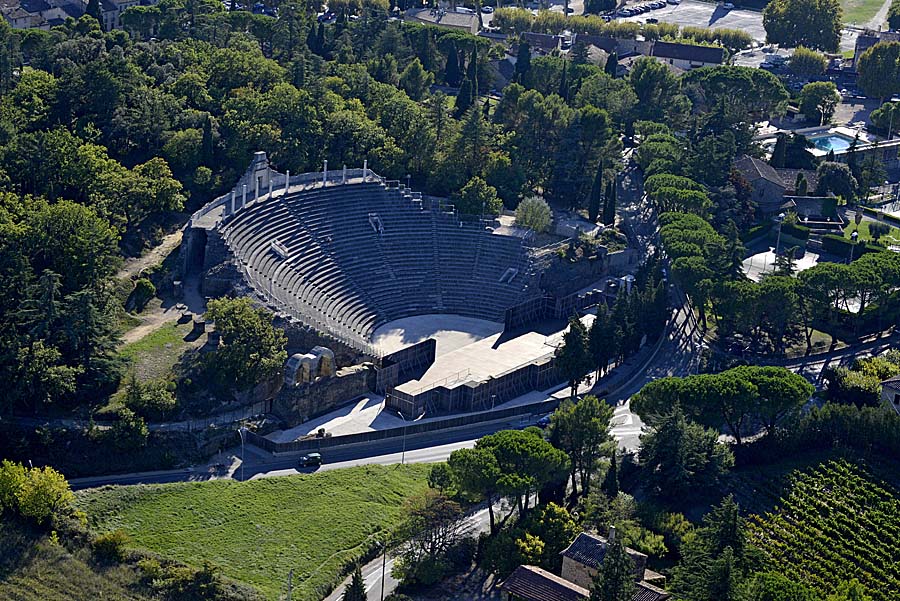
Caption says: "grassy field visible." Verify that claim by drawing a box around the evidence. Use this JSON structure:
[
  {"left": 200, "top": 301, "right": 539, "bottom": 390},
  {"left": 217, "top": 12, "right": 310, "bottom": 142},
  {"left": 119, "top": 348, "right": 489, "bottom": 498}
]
[
  {"left": 843, "top": 219, "right": 900, "bottom": 244},
  {"left": 841, "top": 0, "right": 887, "bottom": 24},
  {"left": 0, "top": 521, "right": 151, "bottom": 601},
  {"left": 76, "top": 464, "right": 431, "bottom": 601},
  {"left": 118, "top": 320, "right": 200, "bottom": 381}
]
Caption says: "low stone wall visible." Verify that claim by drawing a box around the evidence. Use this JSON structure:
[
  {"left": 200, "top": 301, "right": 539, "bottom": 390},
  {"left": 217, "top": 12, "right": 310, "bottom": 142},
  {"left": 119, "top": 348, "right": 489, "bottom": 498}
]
[{"left": 272, "top": 364, "right": 375, "bottom": 426}]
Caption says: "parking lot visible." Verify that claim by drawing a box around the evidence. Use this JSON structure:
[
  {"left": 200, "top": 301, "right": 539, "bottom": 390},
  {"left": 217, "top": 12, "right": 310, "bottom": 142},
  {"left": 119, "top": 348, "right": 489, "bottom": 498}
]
[{"left": 619, "top": 0, "right": 767, "bottom": 41}]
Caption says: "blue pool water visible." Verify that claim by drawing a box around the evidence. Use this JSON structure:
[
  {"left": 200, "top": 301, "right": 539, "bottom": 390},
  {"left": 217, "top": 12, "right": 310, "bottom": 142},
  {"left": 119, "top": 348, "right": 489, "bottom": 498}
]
[{"left": 811, "top": 134, "right": 853, "bottom": 153}]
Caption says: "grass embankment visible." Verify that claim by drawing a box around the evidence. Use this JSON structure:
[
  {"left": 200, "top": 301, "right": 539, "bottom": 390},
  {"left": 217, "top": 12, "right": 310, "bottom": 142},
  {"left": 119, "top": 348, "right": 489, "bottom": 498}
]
[
  {"left": 77, "top": 464, "right": 431, "bottom": 600},
  {"left": 840, "top": 0, "right": 886, "bottom": 24},
  {"left": 0, "top": 520, "right": 150, "bottom": 601}
]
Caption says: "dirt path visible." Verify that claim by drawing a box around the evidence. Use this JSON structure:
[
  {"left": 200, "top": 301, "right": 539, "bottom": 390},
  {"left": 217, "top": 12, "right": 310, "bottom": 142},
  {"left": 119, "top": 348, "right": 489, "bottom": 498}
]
[
  {"left": 865, "top": 0, "right": 892, "bottom": 30},
  {"left": 117, "top": 229, "right": 183, "bottom": 281},
  {"left": 118, "top": 229, "right": 207, "bottom": 346},
  {"left": 121, "top": 275, "right": 206, "bottom": 345}
]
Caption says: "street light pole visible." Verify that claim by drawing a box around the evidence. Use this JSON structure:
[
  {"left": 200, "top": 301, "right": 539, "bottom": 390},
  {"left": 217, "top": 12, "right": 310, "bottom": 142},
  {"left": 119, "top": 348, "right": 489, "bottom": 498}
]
[
  {"left": 773, "top": 212, "right": 785, "bottom": 272},
  {"left": 238, "top": 426, "right": 248, "bottom": 481},
  {"left": 401, "top": 415, "right": 407, "bottom": 465},
  {"left": 380, "top": 538, "right": 387, "bottom": 601}
]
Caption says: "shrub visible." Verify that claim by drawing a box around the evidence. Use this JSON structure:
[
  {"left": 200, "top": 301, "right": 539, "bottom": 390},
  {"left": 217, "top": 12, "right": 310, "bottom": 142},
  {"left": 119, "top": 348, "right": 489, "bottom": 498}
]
[
  {"left": 0, "top": 459, "right": 27, "bottom": 513},
  {"left": 779, "top": 221, "right": 810, "bottom": 241},
  {"left": 16, "top": 465, "right": 76, "bottom": 526},
  {"left": 110, "top": 407, "right": 150, "bottom": 450},
  {"left": 125, "top": 374, "right": 178, "bottom": 421},
  {"left": 824, "top": 366, "right": 883, "bottom": 407},
  {"left": 515, "top": 196, "right": 552, "bottom": 233},
  {"left": 93, "top": 529, "right": 132, "bottom": 563},
  {"left": 129, "top": 278, "right": 156, "bottom": 313}
]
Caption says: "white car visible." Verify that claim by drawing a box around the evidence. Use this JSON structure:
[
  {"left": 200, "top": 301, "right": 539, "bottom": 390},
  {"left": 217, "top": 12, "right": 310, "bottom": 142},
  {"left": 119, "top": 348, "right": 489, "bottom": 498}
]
[{"left": 723, "top": 2, "right": 734, "bottom": 7}]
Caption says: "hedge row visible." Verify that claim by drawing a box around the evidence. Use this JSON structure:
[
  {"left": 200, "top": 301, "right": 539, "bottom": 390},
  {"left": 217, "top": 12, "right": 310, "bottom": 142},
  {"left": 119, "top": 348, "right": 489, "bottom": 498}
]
[
  {"left": 821, "top": 234, "right": 885, "bottom": 259},
  {"left": 780, "top": 222, "right": 810, "bottom": 241}
]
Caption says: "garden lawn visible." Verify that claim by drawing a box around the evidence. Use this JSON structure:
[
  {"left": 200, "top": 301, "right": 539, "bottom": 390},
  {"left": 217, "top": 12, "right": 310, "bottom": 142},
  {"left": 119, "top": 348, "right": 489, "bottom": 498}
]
[
  {"left": 76, "top": 464, "right": 431, "bottom": 601},
  {"left": 840, "top": 0, "right": 887, "bottom": 24},
  {"left": 844, "top": 219, "right": 900, "bottom": 244}
]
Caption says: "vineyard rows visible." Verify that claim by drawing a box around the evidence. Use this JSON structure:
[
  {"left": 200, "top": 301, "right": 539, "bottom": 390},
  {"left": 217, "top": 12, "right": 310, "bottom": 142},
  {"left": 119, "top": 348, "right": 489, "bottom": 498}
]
[{"left": 747, "top": 460, "right": 900, "bottom": 601}]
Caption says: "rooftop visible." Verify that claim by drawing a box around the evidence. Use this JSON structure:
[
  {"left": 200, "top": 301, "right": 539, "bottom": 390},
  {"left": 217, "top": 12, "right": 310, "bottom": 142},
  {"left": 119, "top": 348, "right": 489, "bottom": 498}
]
[
  {"left": 561, "top": 531, "right": 648, "bottom": 574},
  {"left": 651, "top": 40, "right": 724, "bottom": 64},
  {"left": 499, "top": 565, "right": 589, "bottom": 601},
  {"left": 404, "top": 7, "right": 476, "bottom": 30}
]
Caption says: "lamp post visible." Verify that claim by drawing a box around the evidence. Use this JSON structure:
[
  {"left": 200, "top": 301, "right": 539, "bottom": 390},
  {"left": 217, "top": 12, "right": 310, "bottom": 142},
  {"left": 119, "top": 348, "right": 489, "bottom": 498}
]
[
  {"left": 773, "top": 212, "right": 786, "bottom": 272},
  {"left": 849, "top": 229, "right": 859, "bottom": 263},
  {"left": 237, "top": 426, "right": 248, "bottom": 481},
  {"left": 380, "top": 537, "right": 387, "bottom": 601},
  {"left": 406, "top": 173, "right": 411, "bottom": 189},
  {"left": 401, "top": 420, "right": 407, "bottom": 465}
]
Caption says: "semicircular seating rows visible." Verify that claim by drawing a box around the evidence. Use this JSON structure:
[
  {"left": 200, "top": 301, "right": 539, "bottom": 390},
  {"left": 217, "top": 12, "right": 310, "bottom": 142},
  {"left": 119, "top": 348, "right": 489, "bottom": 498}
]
[{"left": 219, "top": 179, "right": 535, "bottom": 350}]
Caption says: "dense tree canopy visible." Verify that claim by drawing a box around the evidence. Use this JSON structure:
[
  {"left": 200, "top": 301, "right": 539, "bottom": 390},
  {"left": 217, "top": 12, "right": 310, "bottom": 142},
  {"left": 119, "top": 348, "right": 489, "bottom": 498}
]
[{"left": 763, "top": 0, "right": 842, "bottom": 52}]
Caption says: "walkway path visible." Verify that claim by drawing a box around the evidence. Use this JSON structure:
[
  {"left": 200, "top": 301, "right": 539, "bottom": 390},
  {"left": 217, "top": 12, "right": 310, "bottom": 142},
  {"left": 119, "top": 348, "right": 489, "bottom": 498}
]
[
  {"left": 865, "top": 0, "right": 893, "bottom": 30},
  {"left": 116, "top": 226, "right": 207, "bottom": 345},
  {"left": 117, "top": 230, "right": 183, "bottom": 280}
]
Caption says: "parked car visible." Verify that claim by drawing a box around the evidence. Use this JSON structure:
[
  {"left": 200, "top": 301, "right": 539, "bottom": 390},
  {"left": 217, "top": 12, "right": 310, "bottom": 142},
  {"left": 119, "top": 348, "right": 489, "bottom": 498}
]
[
  {"left": 298, "top": 452, "right": 323, "bottom": 467},
  {"left": 723, "top": 2, "right": 734, "bottom": 8},
  {"left": 537, "top": 415, "right": 552, "bottom": 428},
  {"left": 666, "top": 0, "right": 680, "bottom": 4},
  {"left": 481, "top": 5, "right": 494, "bottom": 12},
  {"left": 646, "top": 17, "right": 659, "bottom": 23}
]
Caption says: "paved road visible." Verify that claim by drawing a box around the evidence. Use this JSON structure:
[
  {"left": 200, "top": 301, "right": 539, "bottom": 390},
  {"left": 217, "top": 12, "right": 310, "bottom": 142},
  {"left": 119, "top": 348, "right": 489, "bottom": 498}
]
[{"left": 780, "top": 332, "right": 900, "bottom": 387}]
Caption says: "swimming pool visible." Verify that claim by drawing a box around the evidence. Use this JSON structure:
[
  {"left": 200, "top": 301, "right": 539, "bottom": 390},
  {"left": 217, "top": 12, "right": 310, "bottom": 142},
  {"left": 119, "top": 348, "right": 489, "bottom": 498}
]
[{"left": 810, "top": 133, "right": 853, "bottom": 153}]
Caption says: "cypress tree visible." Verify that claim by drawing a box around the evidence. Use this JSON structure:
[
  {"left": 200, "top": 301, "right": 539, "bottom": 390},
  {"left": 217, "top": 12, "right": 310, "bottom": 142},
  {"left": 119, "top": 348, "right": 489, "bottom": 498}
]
[
  {"left": 455, "top": 77, "right": 474, "bottom": 117},
  {"left": 590, "top": 536, "right": 635, "bottom": 601},
  {"left": 605, "top": 51, "right": 618, "bottom": 77},
  {"left": 482, "top": 98, "right": 491, "bottom": 120},
  {"left": 770, "top": 133, "right": 787, "bottom": 168},
  {"left": 86, "top": 0, "right": 102, "bottom": 26},
  {"left": 515, "top": 41, "right": 531, "bottom": 82},
  {"left": 601, "top": 450, "right": 619, "bottom": 498},
  {"left": 306, "top": 24, "right": 318, "bottom": 53},
  {"left": 467, "top": 44, "right": 478, "bottom": 97},
  {"left": 602, "top": 179, "right": 617, "bottom": 226},
  {"left": 588, "top": 161, "right": 603, "bottom": 222},
  {"left": 559, "top": 59, "right": 568, "bottom": 100},
  {"left": 342, "top": 567, "right": 366, "bottom": 601},
  {"left": 445, "top": 43, "right": 461, "bottom": 87},
  {"left": 316, "top": 23, "right": 326, "bottom": 56},
  {"left": 201, "top": 114, "right": 214, "bottom": 167},
  {"left": 572, "top": 40, "right": 589, "bottom": 65}
]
